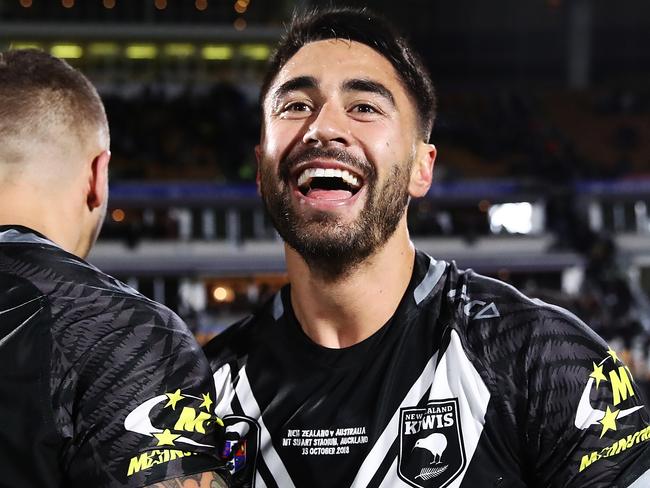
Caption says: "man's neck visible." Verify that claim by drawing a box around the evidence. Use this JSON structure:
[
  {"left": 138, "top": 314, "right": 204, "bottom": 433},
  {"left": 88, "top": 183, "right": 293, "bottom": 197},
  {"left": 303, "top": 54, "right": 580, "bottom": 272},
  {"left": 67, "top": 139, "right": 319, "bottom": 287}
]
[
  {"left": 286, "top": 221, "right": 416, "bottom": 349},
  {"left": 0, "top": 189, "right": 82, "bottom": 257}
]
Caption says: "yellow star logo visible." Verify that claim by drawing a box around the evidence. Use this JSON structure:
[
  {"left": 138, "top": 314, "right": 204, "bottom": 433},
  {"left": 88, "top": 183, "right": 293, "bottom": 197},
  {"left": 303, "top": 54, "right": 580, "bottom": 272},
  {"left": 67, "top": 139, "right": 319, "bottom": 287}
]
[
  {"left": 599, "top": 406, "right": 620, "bottom": 438},
  {"left": 165, "top": 389, "right": 184, "bottom": 410},
  {"left": 200, "top": 392, "right": 213, "bottom": 412},
  {"left": 154, "top": 429, "right": 180, "bottom": 446},
  {"left": 589, "top": 362, "right": 608, "bottom": 389},
  {"left": 607, "top": 348, "right": 620, "bottom": 364}
]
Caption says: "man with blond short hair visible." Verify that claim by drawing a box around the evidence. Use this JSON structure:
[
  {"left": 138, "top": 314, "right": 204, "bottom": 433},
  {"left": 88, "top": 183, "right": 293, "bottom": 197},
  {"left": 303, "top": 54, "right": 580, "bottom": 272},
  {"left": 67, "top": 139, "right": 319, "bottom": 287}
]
[{"left": 0, "top": 50, "right": 229, "bottom": 487}]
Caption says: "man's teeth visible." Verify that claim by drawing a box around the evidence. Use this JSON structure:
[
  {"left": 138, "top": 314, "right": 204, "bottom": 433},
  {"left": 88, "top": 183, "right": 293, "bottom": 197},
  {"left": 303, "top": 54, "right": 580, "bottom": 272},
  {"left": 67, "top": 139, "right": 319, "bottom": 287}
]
[{"left": 297, "top": 168, "right": 361, "bottom": 188}]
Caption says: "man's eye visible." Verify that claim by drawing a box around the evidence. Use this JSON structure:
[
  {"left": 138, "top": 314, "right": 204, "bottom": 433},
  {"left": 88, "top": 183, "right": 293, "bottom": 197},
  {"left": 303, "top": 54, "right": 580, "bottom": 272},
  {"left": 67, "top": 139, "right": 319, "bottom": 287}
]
[
  {"left": 284, "top": 102, "right": 311, "bottom": 112},
  {"left": 351, "top": 104, "right": 377, "bottom": 114}
]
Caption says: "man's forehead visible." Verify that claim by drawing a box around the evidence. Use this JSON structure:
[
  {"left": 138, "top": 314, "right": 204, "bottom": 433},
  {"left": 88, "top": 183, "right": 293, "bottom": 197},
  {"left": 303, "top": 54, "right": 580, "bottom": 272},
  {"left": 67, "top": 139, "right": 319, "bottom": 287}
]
[{"left": 272, "top": 39, "right": 401, "bottom": 92}]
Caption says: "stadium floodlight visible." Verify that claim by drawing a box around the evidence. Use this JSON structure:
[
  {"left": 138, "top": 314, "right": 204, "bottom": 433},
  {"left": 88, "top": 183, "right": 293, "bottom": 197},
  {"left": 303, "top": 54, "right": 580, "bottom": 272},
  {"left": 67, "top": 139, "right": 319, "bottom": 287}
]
[
  {"left": 125, "top": 44, "right": 157, "bottom": 59},
  {"left": 239, "top": 44, "right": 270, "bottom": 61},
  {"left": 164, "top": 43, "right": 196, "bottom": 57},
  {"left": 9, "top": 42, "right": 43, "bottom": 50},
  {"left": 88, "top": 42, "right": 120, "bottom": 57},
  {"left": 202, "top": 45, "right": 233, "bottom": 60},
  {"left": 51, "top": 44, "right": 83, "bottom": 59}
]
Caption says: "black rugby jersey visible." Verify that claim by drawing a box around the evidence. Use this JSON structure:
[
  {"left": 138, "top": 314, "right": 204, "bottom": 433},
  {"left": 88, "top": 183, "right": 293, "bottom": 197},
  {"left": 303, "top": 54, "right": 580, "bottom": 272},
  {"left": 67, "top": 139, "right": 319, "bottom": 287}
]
[
  {"left": 205, "top": 250, "right": 650, "bottom": 488},
  {"left": 0, "top": 226, "right": 225, "bottom": 487}
]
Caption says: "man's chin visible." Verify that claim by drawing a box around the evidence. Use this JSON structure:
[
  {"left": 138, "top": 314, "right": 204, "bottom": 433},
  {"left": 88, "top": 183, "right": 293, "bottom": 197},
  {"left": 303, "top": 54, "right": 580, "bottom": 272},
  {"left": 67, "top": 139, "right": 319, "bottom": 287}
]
[{"left": 281, "top": 223, "right": 374, "bottom": 278}]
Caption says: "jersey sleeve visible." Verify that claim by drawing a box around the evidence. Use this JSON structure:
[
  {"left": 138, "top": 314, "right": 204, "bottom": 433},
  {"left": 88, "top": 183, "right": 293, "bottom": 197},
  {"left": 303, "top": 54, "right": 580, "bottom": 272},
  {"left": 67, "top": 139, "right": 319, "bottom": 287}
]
[
  {"left": 55, "top": 301, "right": 227, "bottom": 487},
  {"left": 521, "top": 307, "right": 650, "bottom": 487}
]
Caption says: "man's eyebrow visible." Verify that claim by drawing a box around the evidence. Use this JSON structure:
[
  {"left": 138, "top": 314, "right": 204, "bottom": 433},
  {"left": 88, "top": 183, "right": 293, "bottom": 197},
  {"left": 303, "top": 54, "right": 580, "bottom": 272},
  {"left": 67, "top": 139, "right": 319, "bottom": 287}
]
[
  {"left": 342, "top": 78, "right": 395, "bottom": 107},
  {"left": 272, "top": 76, "right": 319, "bottom": 101}
]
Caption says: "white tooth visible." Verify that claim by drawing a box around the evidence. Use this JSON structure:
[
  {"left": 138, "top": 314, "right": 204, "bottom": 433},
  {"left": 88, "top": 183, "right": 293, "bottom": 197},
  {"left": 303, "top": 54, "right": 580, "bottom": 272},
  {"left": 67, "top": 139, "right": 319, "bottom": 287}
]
[
  {"left": 315, "top": 168, "right": 326, "bottom": 177},
  {"left": 340, "top": 170, "right": 361, "bottom": 188},
  {"left": 298, "top": 168, "right": 317, "bottom": 187}
]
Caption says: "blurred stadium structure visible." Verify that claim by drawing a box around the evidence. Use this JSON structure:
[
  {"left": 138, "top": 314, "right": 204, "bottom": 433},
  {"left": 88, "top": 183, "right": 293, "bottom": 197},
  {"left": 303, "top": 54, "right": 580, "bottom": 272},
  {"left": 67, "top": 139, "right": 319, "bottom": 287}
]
[{"left": 2, "top": 0, "right": 650, "bottom": 391}]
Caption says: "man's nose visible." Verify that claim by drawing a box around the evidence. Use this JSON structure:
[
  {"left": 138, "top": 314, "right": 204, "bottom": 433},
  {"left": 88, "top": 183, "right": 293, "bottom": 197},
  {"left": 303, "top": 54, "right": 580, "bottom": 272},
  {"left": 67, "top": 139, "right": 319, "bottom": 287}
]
[{"left": 302, "top": 103, "right": 350, "bottom": 147}]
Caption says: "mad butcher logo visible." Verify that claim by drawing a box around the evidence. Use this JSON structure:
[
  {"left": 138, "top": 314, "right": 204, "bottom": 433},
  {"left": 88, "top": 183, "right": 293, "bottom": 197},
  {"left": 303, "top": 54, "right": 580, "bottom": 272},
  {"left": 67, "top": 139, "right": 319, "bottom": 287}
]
[
  {"left": 574, "top": 348, "right": 648, "bottom": 473},
  {"left": 399, "top": 398, "right": 466, "bottom": 488},
  {"left": 123, "top": 389, "right": 219, "bottom": 476}
]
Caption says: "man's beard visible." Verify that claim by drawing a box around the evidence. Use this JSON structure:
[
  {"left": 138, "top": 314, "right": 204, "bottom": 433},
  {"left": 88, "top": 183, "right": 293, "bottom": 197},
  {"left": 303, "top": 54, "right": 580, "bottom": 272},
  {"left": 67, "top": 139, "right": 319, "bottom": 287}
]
[{"left": 259, "top": 147, "right": 412, "bottom": 281}]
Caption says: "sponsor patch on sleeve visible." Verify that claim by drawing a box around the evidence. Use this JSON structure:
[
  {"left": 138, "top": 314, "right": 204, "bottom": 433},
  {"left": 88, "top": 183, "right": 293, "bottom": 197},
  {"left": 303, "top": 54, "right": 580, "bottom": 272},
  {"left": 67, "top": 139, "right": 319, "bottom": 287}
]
[
  {"left": 123, "top": 389, "right": 222, "bottom": 476},
  {"left": 574, "top": 347, "right": 649, "bottom": 473}
]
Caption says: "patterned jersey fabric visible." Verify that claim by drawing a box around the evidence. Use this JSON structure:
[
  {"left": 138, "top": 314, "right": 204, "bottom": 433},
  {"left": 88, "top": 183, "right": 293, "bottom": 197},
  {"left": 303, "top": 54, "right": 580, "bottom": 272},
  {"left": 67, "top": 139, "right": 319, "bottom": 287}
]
[
  {"left": 205, "top": 249, "right": 650, "bottom": 488},
  {"left": 0, "top": 225, "right": 225, "bottom": 487}
]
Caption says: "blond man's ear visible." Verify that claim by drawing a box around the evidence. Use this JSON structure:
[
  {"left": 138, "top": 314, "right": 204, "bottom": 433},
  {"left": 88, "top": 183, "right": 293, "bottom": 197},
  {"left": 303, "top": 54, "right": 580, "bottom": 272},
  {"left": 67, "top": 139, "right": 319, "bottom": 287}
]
[{"left": 87, "top": 150, "right": 111, "bottom": 211}]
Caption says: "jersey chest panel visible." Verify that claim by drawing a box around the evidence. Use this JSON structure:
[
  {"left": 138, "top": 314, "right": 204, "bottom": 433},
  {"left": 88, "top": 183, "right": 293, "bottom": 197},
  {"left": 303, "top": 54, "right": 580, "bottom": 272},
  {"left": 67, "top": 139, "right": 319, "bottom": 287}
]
[{"left": 212, "top": 295, "right": 517, "bottom": 487}]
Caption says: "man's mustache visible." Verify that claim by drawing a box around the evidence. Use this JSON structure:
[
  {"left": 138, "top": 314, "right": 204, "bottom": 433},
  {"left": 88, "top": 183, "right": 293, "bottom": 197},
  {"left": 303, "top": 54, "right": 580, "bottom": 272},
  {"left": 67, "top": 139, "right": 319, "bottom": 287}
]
[{"left": 278, "top": 147, "right": 375, "bottom": 182}]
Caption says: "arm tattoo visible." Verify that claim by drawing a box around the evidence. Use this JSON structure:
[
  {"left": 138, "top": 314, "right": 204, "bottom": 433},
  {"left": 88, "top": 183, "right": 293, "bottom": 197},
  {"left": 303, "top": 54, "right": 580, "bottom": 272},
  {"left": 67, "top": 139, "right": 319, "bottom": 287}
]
[{"left": 146, "top": 471, "right": 229, "bottom": 488}]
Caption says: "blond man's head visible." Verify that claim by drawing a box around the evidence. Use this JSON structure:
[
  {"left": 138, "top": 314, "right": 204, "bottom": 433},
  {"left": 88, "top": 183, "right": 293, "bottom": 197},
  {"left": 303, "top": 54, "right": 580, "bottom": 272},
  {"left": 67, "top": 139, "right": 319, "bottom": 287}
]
[
  {"left": 0, "top": 49, "right": 111, "bottom": 258},
  {"left": 0, "top": 49, "right": 108, "bottom": 175}
]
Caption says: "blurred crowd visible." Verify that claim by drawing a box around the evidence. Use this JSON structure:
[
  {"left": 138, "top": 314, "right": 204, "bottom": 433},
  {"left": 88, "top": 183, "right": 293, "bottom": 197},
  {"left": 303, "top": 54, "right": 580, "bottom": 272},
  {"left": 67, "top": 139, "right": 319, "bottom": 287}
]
[
  {"left": 103, "top": 82, "right": 260, "bottom": 181},
  {"left": 434, "top": 87, "right": 650, "bottom": 182}
]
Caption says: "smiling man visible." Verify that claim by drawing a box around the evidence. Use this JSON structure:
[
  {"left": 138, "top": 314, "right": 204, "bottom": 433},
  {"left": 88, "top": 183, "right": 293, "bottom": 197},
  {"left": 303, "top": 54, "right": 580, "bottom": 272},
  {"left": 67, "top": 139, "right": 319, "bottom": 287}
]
[{"left": 204, "top": 8, "right": 650, "bottom": 488}]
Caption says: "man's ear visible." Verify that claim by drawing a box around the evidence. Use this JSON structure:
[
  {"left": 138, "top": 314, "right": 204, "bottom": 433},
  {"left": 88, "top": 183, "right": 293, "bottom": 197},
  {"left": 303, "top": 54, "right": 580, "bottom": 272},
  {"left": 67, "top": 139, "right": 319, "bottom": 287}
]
[
  {"left": 409, "top": 143, "right": 436, "bottom": 198},
  {"left": 87, "top": 150, "right": 111, "bottom": 211},
  {"left": 255, "top": 144, "right": 262, "bottom": 195}
]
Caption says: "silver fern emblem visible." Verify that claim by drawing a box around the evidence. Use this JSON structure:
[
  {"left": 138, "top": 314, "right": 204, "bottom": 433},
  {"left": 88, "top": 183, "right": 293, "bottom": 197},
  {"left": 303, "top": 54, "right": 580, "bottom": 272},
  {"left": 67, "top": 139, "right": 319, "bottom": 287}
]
[{"left": 414, "top": 464, "right": 449, "bottom": 480}]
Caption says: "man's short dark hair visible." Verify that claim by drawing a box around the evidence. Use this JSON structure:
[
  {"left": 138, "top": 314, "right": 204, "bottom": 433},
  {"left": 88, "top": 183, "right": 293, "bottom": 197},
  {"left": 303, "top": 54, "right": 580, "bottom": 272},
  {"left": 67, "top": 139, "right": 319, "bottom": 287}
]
[
  {"left": 0, "top": 49, "right": 108, "bottom": 164},
  {"left": 260, "top": 7, "right": 436, "bottom": 142}
]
